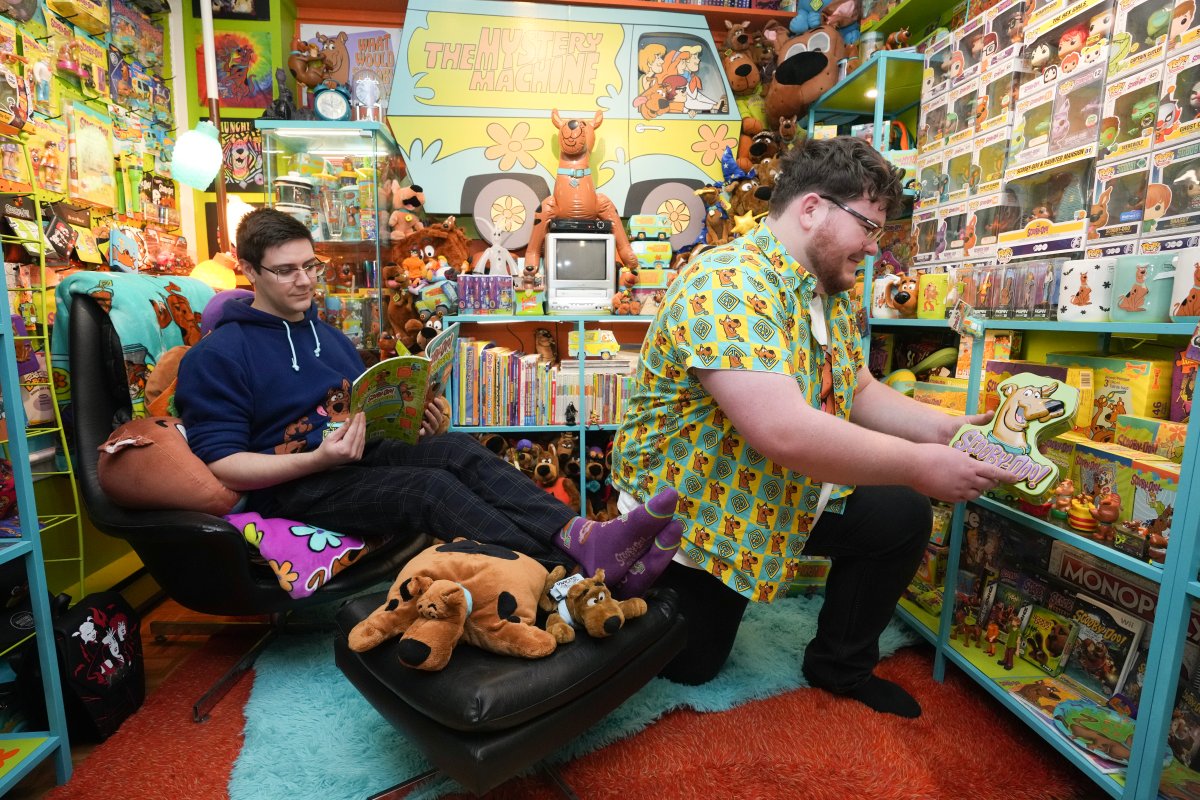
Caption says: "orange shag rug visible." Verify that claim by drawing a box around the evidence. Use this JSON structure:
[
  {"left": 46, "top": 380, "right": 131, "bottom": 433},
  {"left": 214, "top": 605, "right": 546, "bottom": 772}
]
[{"left": 44, "top": 641, "right": 1100, "bottom": 800}]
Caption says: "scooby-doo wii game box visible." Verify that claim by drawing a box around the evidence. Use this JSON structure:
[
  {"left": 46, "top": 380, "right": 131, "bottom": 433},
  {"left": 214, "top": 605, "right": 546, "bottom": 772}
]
[{"left": 1057, "top": 592, "right": 1144, "bottom": 704}]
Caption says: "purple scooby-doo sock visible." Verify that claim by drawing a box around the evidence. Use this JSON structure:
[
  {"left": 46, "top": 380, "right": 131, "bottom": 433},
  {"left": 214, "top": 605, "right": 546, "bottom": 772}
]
[
  {"left": 612, "top": 519, "right": 684, "bottom": 600},
  {"left": 556, "top": 487, "right": 679, "bottom": 585}
]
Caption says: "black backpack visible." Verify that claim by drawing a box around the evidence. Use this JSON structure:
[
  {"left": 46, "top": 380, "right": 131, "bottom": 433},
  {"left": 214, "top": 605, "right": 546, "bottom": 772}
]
[{"left": 18, "top": 591, "right": 146, "bottom": 741}]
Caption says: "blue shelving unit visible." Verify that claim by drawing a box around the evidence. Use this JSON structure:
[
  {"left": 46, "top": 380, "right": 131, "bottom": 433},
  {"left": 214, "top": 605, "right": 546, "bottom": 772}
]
[
  {"left": 0, "top": 314, "right": 71, "bottom": 793},
  {"left": 450, "top": 314, "right": 647, "bottom": 518},
  {"left": 889, "top": 315, "right": 1200, "bottom": 798}
]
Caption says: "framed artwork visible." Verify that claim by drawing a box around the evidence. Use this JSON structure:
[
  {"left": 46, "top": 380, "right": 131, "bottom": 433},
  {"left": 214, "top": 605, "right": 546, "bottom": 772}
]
[
  {"left": 190, "top": 0, "right": 270, "bottom": 22},
  {"left": 194, "top": 30, "right": 274, "bottom": 109},
  {"left": 214, "top": 118, "right": 265, "bottom": 193}
]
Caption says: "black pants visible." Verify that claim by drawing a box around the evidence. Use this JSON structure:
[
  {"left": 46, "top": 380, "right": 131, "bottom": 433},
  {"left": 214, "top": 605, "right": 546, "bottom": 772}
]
[
  {"left": 658, "top": 485, "right": 931, "bottom": 688},
  {"left": 252, "top": 432, "right": 577, "bottom": 569}
]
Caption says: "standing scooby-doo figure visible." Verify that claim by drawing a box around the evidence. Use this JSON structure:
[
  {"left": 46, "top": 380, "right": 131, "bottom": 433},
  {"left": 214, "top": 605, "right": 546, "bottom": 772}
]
[{"left": 523, "top": 109, "right": 638, "bottom": 270}]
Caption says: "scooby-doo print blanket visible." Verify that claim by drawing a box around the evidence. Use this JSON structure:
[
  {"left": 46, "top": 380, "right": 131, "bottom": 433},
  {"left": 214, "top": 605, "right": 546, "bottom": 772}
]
[
  {"left": 51, "top": 272, "right": 214, "bottom": 422},
  {"left": 226, "top": 512, "right": 369, "bottom": 599}
]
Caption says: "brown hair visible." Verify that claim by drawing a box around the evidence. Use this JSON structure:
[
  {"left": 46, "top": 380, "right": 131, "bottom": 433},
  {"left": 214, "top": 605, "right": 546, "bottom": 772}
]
[
  {"left": 769, "top": 135, "right": 905, "bottom": 220},
  {"left": 236, "top": 207, "right": 313, "bottom": 271}
]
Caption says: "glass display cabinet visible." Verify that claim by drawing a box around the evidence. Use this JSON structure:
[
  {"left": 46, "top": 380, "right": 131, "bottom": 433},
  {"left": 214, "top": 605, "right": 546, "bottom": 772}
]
[{"left": 256, "top": 120, "right": 397, "bottom": 351}]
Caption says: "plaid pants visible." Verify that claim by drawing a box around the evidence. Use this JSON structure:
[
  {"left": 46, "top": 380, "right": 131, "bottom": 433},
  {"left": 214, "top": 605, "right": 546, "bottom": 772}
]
[{"left": 252, "top": 432, "right": 577, "bottom": 567}]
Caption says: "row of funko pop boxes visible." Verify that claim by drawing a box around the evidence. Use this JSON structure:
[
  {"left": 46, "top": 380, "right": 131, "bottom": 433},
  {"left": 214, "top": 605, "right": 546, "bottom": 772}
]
[
  {"left": 910, "top": 1, "right": 1200, "bottom": 252},
  {"left": 871, "top": 250, "right": 1200, "bottom": 323},
  {"left": 916, "top": 0, "right": 1200, "bottom": 167}
]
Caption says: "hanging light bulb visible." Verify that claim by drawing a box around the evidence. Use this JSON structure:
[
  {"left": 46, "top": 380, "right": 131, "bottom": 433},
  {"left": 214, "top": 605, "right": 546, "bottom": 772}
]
[{"left": 171, "top": 121, "right": 223, "bottom": 190}]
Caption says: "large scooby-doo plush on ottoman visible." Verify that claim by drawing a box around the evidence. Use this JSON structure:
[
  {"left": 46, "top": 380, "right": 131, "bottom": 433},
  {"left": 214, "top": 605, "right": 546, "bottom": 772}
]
[{"left": 348, "top": 539, "right": 561, "bottom": 671}]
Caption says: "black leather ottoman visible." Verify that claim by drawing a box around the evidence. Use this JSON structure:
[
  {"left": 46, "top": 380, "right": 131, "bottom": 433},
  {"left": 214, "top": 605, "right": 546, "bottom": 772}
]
[{"left": 334, "top": 588, "right": 685, "bottom": 797}]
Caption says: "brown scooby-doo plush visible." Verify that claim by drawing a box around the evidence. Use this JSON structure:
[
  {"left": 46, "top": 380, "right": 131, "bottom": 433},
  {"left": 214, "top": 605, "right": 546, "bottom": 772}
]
[
  {"left": 539, "top": 566, "right": 647, "bottom": 644},
  {"left": 347, "top": 539, "right": 560, "bottom": 671}
]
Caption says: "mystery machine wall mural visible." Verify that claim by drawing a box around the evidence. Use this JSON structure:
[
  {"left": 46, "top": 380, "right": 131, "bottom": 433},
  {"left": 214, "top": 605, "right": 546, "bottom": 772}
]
[{"left": 386, "top": 0, "right": 742, "bottom": 249}]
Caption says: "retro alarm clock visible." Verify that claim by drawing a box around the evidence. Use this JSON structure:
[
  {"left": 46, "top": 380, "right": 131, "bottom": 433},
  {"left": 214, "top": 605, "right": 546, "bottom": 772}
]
[{"left": 313, "top": 83, "right": 351, "bottom": 121}]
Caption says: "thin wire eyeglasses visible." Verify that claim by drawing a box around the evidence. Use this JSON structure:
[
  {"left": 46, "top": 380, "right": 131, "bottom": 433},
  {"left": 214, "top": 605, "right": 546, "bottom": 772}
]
[
  {"left": 817, "top": 194, "right": 885, "bottom": 242},
  {"left": 257, "top": 258, "right": 327, "bottom": 283}
]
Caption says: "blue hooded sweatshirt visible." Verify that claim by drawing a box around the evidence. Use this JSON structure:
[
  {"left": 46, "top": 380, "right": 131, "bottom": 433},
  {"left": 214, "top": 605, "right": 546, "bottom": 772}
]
[{"left": 176, "top": 296, "right": 365, "bottom": 465}]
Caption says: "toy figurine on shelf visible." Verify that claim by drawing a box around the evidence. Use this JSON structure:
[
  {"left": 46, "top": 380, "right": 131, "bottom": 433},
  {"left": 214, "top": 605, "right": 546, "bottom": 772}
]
[
  {"left": 287, "top": 36, "right": 326, "bottom": 90},
  {"left": 337, "top": 157, "right": 358, "bottom": 188},
  {"left": 985, "top": 619, "right": 1000, "bottom": 656},
  {"left": 1067, "top": 493, "right": 1097, "bottom": 533},
  {"left": 999, "top": 613, "right": 1021, "bottom": 670},
  {"left": 1091, "top": 490, "right": 1121, "bottom": 544},
  {"left": 1046, "top": 479, "right": 1075, "bottom": 522},
  {"left": 885, "top": 27, "right": 910, "bottom": 49}
]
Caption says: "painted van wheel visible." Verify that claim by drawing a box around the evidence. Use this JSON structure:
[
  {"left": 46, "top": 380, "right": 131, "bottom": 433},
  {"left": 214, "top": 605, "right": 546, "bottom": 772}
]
[
  {"left": 640, "top": 181, "right": 705, "bottom": 249},
  {"left": 472, "top": 177, "right": 541, "bottom": 250}
]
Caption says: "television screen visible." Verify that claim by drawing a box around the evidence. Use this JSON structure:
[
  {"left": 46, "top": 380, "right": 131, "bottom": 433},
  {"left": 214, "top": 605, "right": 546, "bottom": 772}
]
[{"left": 555, "top": 239, "right": 609, "bottom": 280}]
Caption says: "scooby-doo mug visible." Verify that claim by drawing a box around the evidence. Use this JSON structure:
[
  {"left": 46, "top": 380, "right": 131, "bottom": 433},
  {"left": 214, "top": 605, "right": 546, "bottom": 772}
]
[
  {"left": 916, "top": 271, "right": 949, "bottom": 319},
  {"left": 1169, "top": 251, "right": 1200, "bottom": 321},
  {"left": 1057, "top": 257, "right": 1116, "bottom": 322},
  {"left": 1111, "top": 254, "right": 1176, "bottom": 323}
]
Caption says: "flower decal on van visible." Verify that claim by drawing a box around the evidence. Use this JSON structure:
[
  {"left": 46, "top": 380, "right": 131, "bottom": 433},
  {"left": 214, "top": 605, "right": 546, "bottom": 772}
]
[
  {"left": 691, "top": 124, "right": 737, "bottom": 166},
  {"left": 484, "top": 121, "right": 544, "bottom": 171}
]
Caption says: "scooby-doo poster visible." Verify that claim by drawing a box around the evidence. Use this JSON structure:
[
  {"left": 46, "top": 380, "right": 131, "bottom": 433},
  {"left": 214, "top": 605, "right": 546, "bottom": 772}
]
[
  {"left": 215, "top": 119, "right": 263, "bottom": 193},
  {"left": 190, "top": 0, "right": 269, "bottom": 21},
  {"left": 194, "top": 31, "right": 273, "bottom": 109}
]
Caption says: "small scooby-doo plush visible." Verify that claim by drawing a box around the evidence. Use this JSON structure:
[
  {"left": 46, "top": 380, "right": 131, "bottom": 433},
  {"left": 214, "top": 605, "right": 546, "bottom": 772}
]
[
  {"left": 539, "top": 566, "right": 648, "bottom": 644},
  {"left": 347, "top": 539, "right": 559, "bottom": 671}
]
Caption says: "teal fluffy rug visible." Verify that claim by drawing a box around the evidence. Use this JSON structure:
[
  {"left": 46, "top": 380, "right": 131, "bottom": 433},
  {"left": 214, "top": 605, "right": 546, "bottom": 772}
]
[{"left": 229, "top": 594, "right": 918, "bottom": 800}]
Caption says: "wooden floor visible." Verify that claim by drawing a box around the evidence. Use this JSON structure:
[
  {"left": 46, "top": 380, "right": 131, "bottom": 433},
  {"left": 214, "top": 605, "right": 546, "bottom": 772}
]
[{"left": 9, "top": 598, "right": 260, "bottom": 799}]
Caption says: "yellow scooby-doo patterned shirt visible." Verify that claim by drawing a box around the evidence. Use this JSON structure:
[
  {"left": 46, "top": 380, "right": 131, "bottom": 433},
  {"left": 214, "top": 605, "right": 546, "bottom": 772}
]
[{"left": 613, "top": 222, "right": 863, "bottom": 603}]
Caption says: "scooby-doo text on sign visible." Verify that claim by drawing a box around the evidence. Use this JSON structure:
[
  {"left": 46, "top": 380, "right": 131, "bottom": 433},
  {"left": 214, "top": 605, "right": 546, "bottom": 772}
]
[{"left": 950, "top": 373, "right": 1079, "bottom": 498}]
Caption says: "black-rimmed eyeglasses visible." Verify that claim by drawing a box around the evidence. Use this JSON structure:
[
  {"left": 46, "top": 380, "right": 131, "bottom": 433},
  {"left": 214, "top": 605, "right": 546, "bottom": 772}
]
[{"left": 818, "top": 194, "right": 885, "bottom": 242}]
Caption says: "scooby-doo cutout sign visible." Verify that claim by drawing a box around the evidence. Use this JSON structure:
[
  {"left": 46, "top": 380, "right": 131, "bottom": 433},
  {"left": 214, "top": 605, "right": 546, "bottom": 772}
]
[{"left": 950, "top": 373, "right": 1079, "bottom": 498}]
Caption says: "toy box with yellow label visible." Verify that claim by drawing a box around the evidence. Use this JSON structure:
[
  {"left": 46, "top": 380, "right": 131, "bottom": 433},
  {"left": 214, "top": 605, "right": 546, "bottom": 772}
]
[
  {"left": 1087, "top": 153, "right": 1151, "bottom": 242},
  {"left": 998, "top": 148, "right": 1094, "bottom": 259}
]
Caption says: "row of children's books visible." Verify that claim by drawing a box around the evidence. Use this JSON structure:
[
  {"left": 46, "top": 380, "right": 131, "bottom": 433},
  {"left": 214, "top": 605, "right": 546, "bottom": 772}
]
[{"left": 452, "top": 338, "right": 637, "bottom": 427}]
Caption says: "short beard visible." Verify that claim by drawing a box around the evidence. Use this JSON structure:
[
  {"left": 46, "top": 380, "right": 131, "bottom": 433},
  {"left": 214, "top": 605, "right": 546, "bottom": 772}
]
[{"left": 804, "top": 225, "right": 858, "bottom": 294}]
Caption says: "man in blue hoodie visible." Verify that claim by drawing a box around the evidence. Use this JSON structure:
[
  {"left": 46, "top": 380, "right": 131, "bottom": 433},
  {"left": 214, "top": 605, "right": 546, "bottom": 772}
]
[{"left": 176, "top": 208, "right": 682, "bottom": 598}]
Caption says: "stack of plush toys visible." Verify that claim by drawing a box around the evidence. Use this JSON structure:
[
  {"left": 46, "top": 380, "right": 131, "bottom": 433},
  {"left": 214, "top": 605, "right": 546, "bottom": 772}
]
[
  {"left": 347, "top": 538, "right": 648, "bottom": 671},
  {"left": 475, "top": 431, "right": 618, "bottom": 522}
]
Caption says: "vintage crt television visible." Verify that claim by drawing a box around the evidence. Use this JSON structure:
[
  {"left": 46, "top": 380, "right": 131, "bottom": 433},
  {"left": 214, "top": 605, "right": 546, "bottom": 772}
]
[{"left": 544, "top": 231, "right": 616, "bottom": 314}]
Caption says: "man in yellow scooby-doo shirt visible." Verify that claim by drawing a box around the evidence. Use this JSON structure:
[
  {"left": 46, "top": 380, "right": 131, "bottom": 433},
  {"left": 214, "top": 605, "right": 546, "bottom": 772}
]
[{"left": 614, "top": 136, "right": 1007, "bottom": 718}]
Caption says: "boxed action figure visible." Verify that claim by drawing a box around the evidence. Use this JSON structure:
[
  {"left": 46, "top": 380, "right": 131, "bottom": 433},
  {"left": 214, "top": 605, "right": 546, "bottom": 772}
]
[
  {"left": 918, "top": 92, "right": 950, "bottom": 155},
  {"left": 978, "top": 58, "right": 1027, "bottom": 133},
  {"left": 999, "top": 150, "right": 1095, "bottom": 258},
  {"left": 1020, "top": 0, "right": 1113, "bottom": 98},
  {"left": 923, "top": 32, "right": 954, "bottom": 100},
  {"left": 941, "top": 200, "right": 972, "bottom": 261},
  {"left": 982, "top": 0, "right": 1033, "bottom": 68},
  {"left": 1168, "top": 0, "right": 1200, "bottom": 55},
  {"left": 968, "top": 191, "right": 1024, "bottom": 259},
  {"left": 1099, "top": 63, "right": 1164, "bottom": 161},
  {"left": 946, "top": 15, "right": 989, "bottom": 89},
  {"left": 1108, "top": 0, "right": 1174, "bottom": 81},
  {"left": 1046, "top": 63, "right": 1106, "bottom": 155},
  {"left": 1010, "top": 83, "right": 1057, "bottom": 167},
  {"left": 975, "top": 125, "right": 1014, "bottom": 196},
  {"left": 912, "top": 208, "right": 942, "bottom": 265},
  {"left": 1141, "top": 137, "right": 1200, "bottom": 235},
  {"left": 917, "top": 149, "right": 946, "bottom": 210},
  {"left": 1087, "top": 152, "right": 1153, "bottom": 240},
  {"left": 946, "top": 77, "right": 981, "bottom": 147},
  {"left": 1156, "top": 44, "right": 1200, "bottom": 144},
  {"left": 944, "top": 138, "right": 978, "bottom": 203}
]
